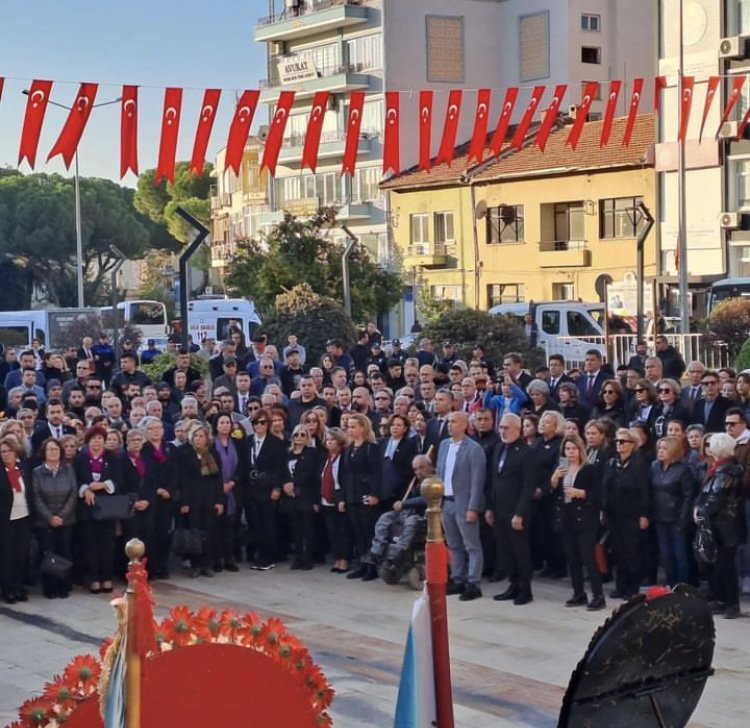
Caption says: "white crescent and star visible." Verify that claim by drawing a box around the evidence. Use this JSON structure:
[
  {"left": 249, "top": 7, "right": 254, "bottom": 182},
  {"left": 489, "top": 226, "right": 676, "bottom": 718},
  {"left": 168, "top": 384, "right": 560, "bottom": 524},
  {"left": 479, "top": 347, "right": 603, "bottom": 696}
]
[
  {"left": 448, "top": 104, "right": 459, "bottom": 119},
  {"left": 387, "top": 108, "right": 398, "bottom": 124},
  {"left": 165, "top": 106, "right": 177, "bottom": 125},
  {"left": 632, "top": 92, "right": 641, "bottom": 106},
  {"left": 609, "top": 92, "right": 618, "bottom": 103},
  {"left": 311, "top": 105, "right": 323, "bottom": 121},
  {"left": 350, "top": 108, "right": 360, "bottom": 125},
  {"left": 201, "top": 104, "right": 214, "bottom": 121},
  {"left": 502, "top": 101, "right": 512, "bottom": 116},
  {"left": 477, "top": 102, "right": 487, "bottom": 118},
  {"left": 582, "top": 95, "right": 591, "bottom": 107},
  {"left": 238, "top": 105, "right": 252, "bottom": 123},
  {"left": 123, "top": 99, "right": 136, "bottom": 118},
  {"left": 30, "top": 89, "right": 45, "bottom": 107},
  {"left": 684, "top": 88, "right": 693, "bottom": 101},
  {"left": 527, "top": 97, "right": 539, "bottom": 111},
  {"left": 77, "top": 96, "right": 90, "bottom": 112},
  {"left": 421, "top": 106, "right": 430, "bottom": 122},
  {"left": 274, "top": 107, "right": 288, "bottom": 124}
]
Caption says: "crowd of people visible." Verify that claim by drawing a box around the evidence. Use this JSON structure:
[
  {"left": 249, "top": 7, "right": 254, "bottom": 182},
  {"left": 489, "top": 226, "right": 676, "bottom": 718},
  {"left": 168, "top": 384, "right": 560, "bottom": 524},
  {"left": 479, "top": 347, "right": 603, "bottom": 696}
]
[{"left": 0, "top": 327, "right": 747, "bottom": 621}]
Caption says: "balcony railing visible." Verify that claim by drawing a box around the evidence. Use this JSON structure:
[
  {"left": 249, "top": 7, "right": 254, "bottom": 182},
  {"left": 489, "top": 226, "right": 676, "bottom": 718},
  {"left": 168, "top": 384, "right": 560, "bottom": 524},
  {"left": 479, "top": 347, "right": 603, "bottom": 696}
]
[
  {"left": 540, "top": 240, "right": 588, "bottom": 252},
  {"left": 257, "top": 0, "right": 363, "bottom": 27},
  {"left": 538, "top": 240, "right": 590, "bottom": 268}
]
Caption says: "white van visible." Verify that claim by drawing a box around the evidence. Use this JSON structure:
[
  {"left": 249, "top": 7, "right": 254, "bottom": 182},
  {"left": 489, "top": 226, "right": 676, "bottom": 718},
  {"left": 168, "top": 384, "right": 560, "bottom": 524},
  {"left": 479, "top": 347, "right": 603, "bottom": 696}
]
[
  {"left": 489, "top": 301, "right": 606, "bottom": 365},
  {"left": 187, "top": 298, "right": 262, "bottom": 345}
]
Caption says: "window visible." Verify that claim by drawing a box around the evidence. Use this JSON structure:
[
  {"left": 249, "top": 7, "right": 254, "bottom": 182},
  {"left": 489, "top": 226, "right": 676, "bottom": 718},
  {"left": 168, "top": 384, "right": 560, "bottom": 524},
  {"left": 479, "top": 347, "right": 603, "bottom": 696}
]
[
  {"left": 431, "top": 285, "right": 462, "bottom": 308},
  {"left": 434, "top": 212, "right": 455, "bottom": 245},
  {"left": 581, "top": 13, "right": 600, "bottom": 31},
  {"left": 599, "top": 196, "right": 645, "bottom": 238},
  {"left": 347, "top": 34, "right": 382, "bottom": 72},
  {"left": 487, "top": 205, "right": 524, "bottom": 243},
  {"left": 567, "top": 311, "right": 599, "bottom": 337},
  {"left": 410, "top": 214, "right": 430, "bottom": 247},
  {"left": 487, "top": 284, "right": 525, "bottom": 307},
  {"left": 426, "top": 16, "right": 465, "bottom": 83},
  {"left": 552, "top": 282, "right": 575, "bottom": 300},
  {"left": 352, "top": 166, "right": 381, "bottom": 203},
  {"left": 275, "top": 173, "right": 346, "bottom": 208},
  {"left": 581, "top": 81, "right": 602, "bottom": 100},
  {"left": 554, "top": 202, "right": 585, "bottom": 243},
  {"left": 581, "top": 46, "right": 601, "bottom": 64},
  {"left": 541, "top": 311, "right": 560, "bottom": 335},
  {"left": 520, "top": 12, "right": 550, "bottom": 81}
]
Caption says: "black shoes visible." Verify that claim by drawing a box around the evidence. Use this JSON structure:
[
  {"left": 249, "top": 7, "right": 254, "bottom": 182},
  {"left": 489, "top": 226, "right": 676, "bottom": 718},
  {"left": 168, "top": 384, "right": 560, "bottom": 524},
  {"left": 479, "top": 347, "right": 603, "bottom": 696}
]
[
  {"left": 587, "top": 595, "right": 606, "bottom": 611},
  {"left": 446, "top": 580, "right": 465, "bottom": 595},
  {"left": 724, "top": 604, "right": 740, "bottom": 619},
  {"left": 200, "top": 568, "right": 215, "bottom": 578},
  {"left": 493, "top": 586, "right": 517, "bottom": 601},
  {"left": 224, "top": 561, "right": 239, "bottom": 573},
  {"left": 347, "top": 566, "right": 367, "bottom": 579},
  {"left": 361, "top": 564, "right": 378, "bottom": 581},
  {"left": 513, "top": 592, "right": 533, "bottom": 606},
  {"left": 565, "top": 594, "right": 588, "bottom": 607},
  {"left": 459, "top": 583, "right": 482, "bottom": 601}
]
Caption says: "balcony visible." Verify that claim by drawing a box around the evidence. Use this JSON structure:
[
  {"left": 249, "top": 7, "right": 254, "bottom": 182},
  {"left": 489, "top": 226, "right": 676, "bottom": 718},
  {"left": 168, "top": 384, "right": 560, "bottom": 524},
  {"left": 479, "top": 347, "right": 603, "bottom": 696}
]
[
  {"left": 255, "top": 0, "right": 370, "bottom": 43},
  {"left": 403, "top": 243, "right": 448, "bottom": 269},
  {"left": 539, "top": 240, "right": 591, "bottom": 268},
  {"left": 277, "top": 131, "right": 376, "bottom": 165},
  {"left": 260, "top": 63, "right": 372, "bottom": 103}
]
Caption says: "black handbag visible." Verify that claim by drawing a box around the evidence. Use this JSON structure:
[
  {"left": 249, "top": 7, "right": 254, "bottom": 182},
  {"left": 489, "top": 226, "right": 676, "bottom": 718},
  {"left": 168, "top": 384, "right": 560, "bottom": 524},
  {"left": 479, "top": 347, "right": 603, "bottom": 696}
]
[
  {"left": 172, "top": 527, "right": 204, "bottom": 556},
  {"left": 693, "top": 522, "right": 717, "bottom": 565},
  {"left": 92, "top": 494, "right": 133, "bottom": 521},
  {"left": 40, "top": 552, "right": 73, "bottom": 580}
]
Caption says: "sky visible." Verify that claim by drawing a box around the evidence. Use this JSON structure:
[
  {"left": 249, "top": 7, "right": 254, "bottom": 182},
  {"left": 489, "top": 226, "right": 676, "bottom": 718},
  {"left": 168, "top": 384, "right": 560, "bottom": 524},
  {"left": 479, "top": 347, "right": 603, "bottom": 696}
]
[{"left": 0, "top": 0, "right": 270, "bottom": 185}]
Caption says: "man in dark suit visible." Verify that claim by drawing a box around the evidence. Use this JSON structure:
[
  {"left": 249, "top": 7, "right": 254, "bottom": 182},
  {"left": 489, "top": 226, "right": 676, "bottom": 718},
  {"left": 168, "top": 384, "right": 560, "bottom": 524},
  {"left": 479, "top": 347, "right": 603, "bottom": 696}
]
[
  {"left": 426, "top": 388, "right": 453, "bottom": 450},
  {"left": 693, "top": 371, "right": 731, "bottom": 433},
  {"left": 30, "top": 399, "right": 76, "bottom": 454},
  {"left": 680, "top": 360, "right": 705, "bottom": 415},
  {"left": 547, "top": 354, "right": 571, "bottom": 402},
  {"left": 576, "top": 349, "right": 608, "bottom": 410}
]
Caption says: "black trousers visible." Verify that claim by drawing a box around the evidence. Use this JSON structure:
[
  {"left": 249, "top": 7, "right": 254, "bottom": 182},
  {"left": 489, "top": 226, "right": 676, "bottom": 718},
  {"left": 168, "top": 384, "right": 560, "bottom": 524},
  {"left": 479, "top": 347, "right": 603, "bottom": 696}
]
[
  {"left": 495, "top": 516, "right": 532, "bottom": 594},
  {"left": 322, "top": 506, "right": 351, "bottom": 561},
  {"left": 246, "top": 496, "right": 277, "bottom": 567},
  {"left": 40, "top": 525, "right": 73, "bottom": 595},
  {"left": 84, "top": 519, "right": 116, "bottom": 582},
  {"left": 710, "top": 543, "right": 739, "bottom": 608},
  {"left": 563, "top": 526, "right": 602, "bottom": 598},
  {"left": 290, "top": 505, "right": 316, "bottom": 563},
  {"left": 1, "top": 517, "right": 30, "bottom": 597},
  {"left": 185, "top": 504, "right": 216, "bottom": 569},
  {"left": 151, "top": 499, "right": 175, "bottom": 577},
  {"left": 611, "top": 516, "right": 642, "bottom": 597},
  {"left": 130, "top": 507, "right": 156, "bottom": 568},
  {"left": 347, "top": 502, "right": 379, "bottom": 562},
  {"left": 214, "top": 510, "right": 236, "bottom": 563}
]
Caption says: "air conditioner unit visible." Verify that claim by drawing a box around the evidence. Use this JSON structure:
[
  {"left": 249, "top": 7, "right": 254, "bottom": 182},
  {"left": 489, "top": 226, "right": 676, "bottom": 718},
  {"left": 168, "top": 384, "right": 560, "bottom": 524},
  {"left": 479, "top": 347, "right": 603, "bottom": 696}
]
[
  {"left": 718, "top": 120, "right": 739, "bottom": 139},
  {"left": 720, "top": 211, "right": 741, "bottom": 229},
  {"left": 719, "top": 35, "right": 747, "bottom": 59},
  {"left": 270, "top": 41, "right": 285, "bottom": 56}
]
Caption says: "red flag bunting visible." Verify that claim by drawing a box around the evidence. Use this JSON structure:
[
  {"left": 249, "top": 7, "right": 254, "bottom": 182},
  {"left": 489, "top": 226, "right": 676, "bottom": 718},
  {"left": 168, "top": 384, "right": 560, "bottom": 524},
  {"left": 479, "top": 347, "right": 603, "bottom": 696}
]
[
  {"left": 535, "top": 84, "right": 567, "bottom": 151},
  {"left": 489, "top": 87, "right": 519, "bottom": 156},
  {"left": 47, "top": 83, "right": 99, "bottom": 168},
  {"left": 189, "top": 89, "right": 221, "bottom": 176},
  {"left": 155, "top": 87, "right": 183, "bottom": 185},
  {"left": 678, "top": 76, "right": 695, "bottom": 142},
  {"left": 698, "top": 76, "right": 720, "bottom": 143},
  {"left": 383, "top": 91, "right": 401, "bottom": 175},
  {"left": 225, "top": 90, "right": 260, "bottom": 175},
  {"left": 342, "top": 91, "right": 365, "bottom": 176},
  {"left": 566, "top": 82, "right": 599, "bottom": 150},
  {"left": 716, "top": 75, "right": 745, "bottom": 138},
  {"left": 0, "top": 77, "right": 4, "bottom": 102},
  {"left": 418, "top": 90, "right": 434, "bottom": 172},
  {"left": 435, "top": 89, "right": 463, "bottom": 166},
  {"left": 18, "top": 79, "right": 53, "bottom": 168},
  {"left": 654, "top": 76, "right": 667, "bottom": 112},
  {"left": 622, "top": 78, "right": 644, "bottom": 147},
  {"left": 260, "top": 91, "right": 295, "bottom": 176},
  {"left": 301, "top": 91, "right": 329, "bottom": 173},
  {"left": 738, "top": 103, "right": 750, "bottom": 139},
  {"left": 510, "top": 86, "right": 545, "bottom": 150},
  {"left": 600, "top": 80, "right": 622, "bottom": 148},
  {"left": 120, "top": 85, "right": 139, "bottom": 178},
  {"left": 468, "top": 89, "right": 492, "bottom": 164}
]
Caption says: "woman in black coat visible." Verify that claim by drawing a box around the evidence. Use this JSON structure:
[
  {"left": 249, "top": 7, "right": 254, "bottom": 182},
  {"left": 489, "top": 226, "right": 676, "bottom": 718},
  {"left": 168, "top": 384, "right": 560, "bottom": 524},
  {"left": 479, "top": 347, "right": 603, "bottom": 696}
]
[
  {"left": 379, "top": 414, "right": 418, "bottom": 507},
  {"left": 283, "top": 425, "right": 324, "bottom": 570},
  {"left": 121, "top": 428, "right": 157, "bottom": 566},
  {"left": 178, "top": 423, "right": 224, "bottom": 577},
  {"left": 0, "top": 436, "right": 33, "bottom": 603},
  {"left": 338, "top": 413, "right": 383, "bottom": 580},
  {"left": 651, "top": 378, "right": 692, "bottom": 440},
  {"left": 603, "top": 427, "right": 651, "bottom": 600},
  {"left": 551, "top": 435, "right": 605, "bottom": 610},
  {"left": 74, "top": 425, "right": 123, "bottom": 594}
]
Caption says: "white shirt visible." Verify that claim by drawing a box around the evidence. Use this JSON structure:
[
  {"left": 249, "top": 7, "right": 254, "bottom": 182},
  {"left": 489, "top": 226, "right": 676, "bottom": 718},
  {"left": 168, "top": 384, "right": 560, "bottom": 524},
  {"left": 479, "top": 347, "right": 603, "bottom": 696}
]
[
  {"left": 442, "top": 439, "right": 462, "bottom": 497},
  {"left": 253, "top": 437, "right": 265, "bottom": 462},
  {"left": 9, "top": 470, "right": 29, "bottom": 521}
]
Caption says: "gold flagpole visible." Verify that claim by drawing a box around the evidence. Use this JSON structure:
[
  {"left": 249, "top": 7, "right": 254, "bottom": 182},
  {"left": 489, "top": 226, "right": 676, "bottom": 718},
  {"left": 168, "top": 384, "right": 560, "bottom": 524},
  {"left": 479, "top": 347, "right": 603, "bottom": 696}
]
[{"left": 125, "top": 538, "right": 144, "bottom": 728}]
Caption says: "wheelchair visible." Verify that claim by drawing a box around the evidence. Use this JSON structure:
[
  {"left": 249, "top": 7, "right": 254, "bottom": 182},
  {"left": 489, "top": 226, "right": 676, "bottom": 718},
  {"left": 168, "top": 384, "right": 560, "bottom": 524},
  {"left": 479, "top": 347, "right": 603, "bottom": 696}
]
[{"left": 377, "top": 514, "right": 427, "bottom": 590}]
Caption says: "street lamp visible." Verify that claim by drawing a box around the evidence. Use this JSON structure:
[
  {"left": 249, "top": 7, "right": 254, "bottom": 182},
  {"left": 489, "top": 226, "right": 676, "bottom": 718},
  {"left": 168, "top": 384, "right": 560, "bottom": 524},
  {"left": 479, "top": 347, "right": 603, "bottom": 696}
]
[{"left": 22, "top": 89, "right": 121, "bottom": 308}]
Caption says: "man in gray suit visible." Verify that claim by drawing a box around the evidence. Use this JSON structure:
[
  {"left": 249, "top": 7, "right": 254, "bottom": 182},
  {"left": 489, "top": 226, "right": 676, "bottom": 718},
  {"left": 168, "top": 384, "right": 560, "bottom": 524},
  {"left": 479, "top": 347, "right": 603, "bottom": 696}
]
[{"left": 436, "top": 410, "right": 486, "bottom": 601}]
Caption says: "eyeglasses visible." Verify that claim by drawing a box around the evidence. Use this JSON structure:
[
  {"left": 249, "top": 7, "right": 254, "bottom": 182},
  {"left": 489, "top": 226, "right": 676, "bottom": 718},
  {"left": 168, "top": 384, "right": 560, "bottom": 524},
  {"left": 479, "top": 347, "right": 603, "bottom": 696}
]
[
  {"left": 615, "top": 439, "right": 633, "bottom": 445},
  {"left": 292, "top": 433, "right": 307, "bottom": 438},
  {"left": 247, "top": 405, "right": 261, "bottom": 411},
  {"left": 658, "top": 388, "right": 673, "bottom": 394}
]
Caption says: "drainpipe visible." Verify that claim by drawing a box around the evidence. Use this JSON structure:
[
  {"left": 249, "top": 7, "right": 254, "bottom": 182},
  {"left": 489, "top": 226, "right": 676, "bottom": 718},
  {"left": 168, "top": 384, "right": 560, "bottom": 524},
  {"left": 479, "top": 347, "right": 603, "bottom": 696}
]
[{"left": 469, "top": 183, "right": 481, "bottom": 309}]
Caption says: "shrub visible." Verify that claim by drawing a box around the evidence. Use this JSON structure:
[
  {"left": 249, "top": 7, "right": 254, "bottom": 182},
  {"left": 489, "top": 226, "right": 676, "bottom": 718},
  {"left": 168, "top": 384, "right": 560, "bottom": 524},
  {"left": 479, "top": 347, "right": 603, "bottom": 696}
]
[
  {"left": 707, "top": 297, "right": 750, "bottom": 360},
  {"left": 141, "top": 351, "right": 207, "bottom": 383}
]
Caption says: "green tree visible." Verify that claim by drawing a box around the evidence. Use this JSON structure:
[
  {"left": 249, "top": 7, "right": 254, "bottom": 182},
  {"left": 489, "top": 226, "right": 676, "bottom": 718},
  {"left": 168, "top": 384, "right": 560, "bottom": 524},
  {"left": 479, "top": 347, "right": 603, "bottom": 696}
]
[
  {"left": 708, "top": 297, "right": 750, "bottom": 359},
  {"left": 225, "top": 211, "right": 402, "bottom": 321},
  {"left": 0, "top": 171, "right": 177, "bottom": 307},
  {"left": 260, "top": 283, "right": 357, "bottom": 366}
]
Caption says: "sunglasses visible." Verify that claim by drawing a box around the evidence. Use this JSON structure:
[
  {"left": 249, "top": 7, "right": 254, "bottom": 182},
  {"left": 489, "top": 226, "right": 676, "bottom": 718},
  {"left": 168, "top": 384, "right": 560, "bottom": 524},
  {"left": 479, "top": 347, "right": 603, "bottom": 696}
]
[
  {"left": 634, "top": 388, "right": 646, "bottom": 393},
  {"left": 292, "top": 433, "right": 307, "bottom": 438},
  {"left": 658, "top": 388, "right": 673, "bottom": 394},
  {"left": 602, "top": 389, "right": 617, "bottom": 394},
  {"left": 615, "top": 439, "right": 633, "bottom": 445},
  {"left": 701, "top": 381, "right": 718, "bottom": 386},
  {"left": 252, "top": 421, "right": 268, "bottom": 427},
  {"left": 725, "top": 421, "right": 742, "bottom": 427}
]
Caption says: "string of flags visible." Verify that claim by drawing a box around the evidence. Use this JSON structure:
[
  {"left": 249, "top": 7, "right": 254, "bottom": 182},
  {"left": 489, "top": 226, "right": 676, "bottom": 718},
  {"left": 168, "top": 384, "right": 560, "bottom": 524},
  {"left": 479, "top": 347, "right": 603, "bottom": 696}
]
[{"left": 2, "top": 74, "right": 748, "bottom": 183}]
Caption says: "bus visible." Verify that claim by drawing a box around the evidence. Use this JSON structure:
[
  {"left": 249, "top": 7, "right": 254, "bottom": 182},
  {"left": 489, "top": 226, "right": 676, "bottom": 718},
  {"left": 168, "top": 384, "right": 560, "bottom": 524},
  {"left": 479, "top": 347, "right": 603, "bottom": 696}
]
[
  {"left": 99, "top": 300, "right": 169, "bottom": 340},
  {"left": 707, "top": 277, "right": 750, "bottom": 314}
]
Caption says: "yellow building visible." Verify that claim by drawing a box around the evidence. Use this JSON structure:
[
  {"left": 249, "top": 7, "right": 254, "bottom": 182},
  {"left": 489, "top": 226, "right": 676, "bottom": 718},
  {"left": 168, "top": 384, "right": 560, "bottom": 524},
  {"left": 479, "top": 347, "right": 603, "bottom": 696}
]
[{"left": 382, "top": 114, "right": 657, "bottom": 323}]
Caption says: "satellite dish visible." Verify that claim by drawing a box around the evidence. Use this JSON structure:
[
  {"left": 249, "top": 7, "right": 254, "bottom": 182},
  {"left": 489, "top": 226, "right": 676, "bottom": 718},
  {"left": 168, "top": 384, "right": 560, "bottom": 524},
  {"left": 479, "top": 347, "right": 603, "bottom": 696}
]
[{"left": 474, "top": 200, "right": 487, "bottom": 219}]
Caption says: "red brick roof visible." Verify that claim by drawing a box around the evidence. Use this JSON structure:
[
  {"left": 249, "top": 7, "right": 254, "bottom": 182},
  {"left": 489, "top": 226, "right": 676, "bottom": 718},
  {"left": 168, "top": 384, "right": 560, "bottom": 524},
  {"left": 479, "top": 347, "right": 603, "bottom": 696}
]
[{"left": 381, "top": 113, "right": 656, "bottom": 190}]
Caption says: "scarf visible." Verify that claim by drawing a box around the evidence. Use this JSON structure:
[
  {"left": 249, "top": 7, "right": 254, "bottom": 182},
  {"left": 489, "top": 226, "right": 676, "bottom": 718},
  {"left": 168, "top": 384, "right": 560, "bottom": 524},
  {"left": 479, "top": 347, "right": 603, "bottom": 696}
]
[
  {"left": 88, "top": 449, "right": 105, "bottom": 475},
  {"left": 196, "top": 447, "right": 219, "bottom": 477},
  {"left": 151, "top": 443, "right": 168, "bottom": 465},
  {"left": 129, "top": 454, "right": 146, "bottom": 478},
  {"left": 705, "top": 457, "right": 732, "bottom": 482},
  {"left": 321, "top": 454, "right": 338, "bottom": 503},
  {"left": 215, "top": 438, "right": 238, "bottom": 483},
  {"left": 5, "top": 464, "right": 23, "bottom": 493}
]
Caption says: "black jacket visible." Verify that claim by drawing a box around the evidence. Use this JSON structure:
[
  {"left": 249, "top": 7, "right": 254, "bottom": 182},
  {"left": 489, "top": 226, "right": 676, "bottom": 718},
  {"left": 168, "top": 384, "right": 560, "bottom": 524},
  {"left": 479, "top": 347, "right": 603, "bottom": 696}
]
[
  {"left": 692, "top": 396, "right": 732, "bottom": 434},
  {"left": 284, "top": 446, "right": 324, "bottom": 510},
  {"left": 695, "top": 459, "right": 744, "bottom": 546},
  {"left": 177, "top": 445, "right": 223, "bottom": 511},
  {"left": 245, "top": 434, "right": 288, "bottom": 498},
  {"left": 650, "top": 460, "right": 695, "bottom": 526},
  {"left": 141, "top": 440, "right": 180, "bottom": 502},
  {"left": 603, "top": 451, "right": 650, "bottom": 521},
  {"left": 552, "top": 463, "right": 601, "bottom": 533},
  {"left": 380, "top": 436, "right": 418, "bottom": 502},
  {"left": 0, "top": 459, "right": 33, "bottom": 525},
  {"left": 528, "top": 435, "right": 563, "bottom": 495},
  {"left": 338, "top": 441, "right": 382, "bottom": 504},
  {"left": 73, "top": 449, "right": 123, "bottom": 521},
  {"left": 651, "top": 402, "right": 692, "bottom": 438},
  {"left": 488, "top": 438, "right": 535, "bottom": 520}
]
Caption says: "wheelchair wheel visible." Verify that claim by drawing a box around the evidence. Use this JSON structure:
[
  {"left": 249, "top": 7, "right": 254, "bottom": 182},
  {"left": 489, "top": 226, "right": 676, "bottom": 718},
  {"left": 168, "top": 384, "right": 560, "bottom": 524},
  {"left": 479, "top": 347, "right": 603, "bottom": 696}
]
[{"left": 408, "top": 564, "right": 425, "bottom": 591}]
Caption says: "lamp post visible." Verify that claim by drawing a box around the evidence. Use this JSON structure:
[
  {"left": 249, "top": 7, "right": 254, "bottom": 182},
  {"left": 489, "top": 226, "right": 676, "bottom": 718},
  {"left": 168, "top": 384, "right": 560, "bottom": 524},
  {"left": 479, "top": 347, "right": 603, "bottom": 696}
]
[
  {"left": 676, "top": 0, "right": 690, "bottom": 332},
  {"left": 21, "top": 90, "right": 121, "bottom": 308}
]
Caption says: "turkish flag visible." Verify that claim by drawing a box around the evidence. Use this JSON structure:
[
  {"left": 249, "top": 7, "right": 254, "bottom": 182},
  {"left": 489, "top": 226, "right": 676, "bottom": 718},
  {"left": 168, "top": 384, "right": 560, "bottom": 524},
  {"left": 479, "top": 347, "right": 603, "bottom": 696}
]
[
  {"left": 260, "top": 91, "right": 295, "bottom": 176},
  {"left": 698, "top": 76, "right": 720, "bottom": 143},
  {"left": 301, "top": 91, "right": 329, "bottom": 173},
  {"left": 654, "top": 76, "right": 667, "bottom": 113},
  {"left": 535, "top": 84, "right": 566, "bottom": 151},
  {"left": 509, "top": 86, "right": 545, "bottom": 150},
  {"left": 622, "top": 78, "right": 644, "bottom": 147},
  {"left": 467, "top": 89, "right": 492, "bottom": 164},
  {"left": 342, "top": 91, "right": 365, "bottom": 175},
  {"left": 678, "top": 76, "right": 695, "bottom": 142},
  {"left": 418, "top": 90, "right": 434, "bottom": 171},
  {"left": 716, "top": 75, "right": 745, "bottom": 138},
  {"left": 489, "top": 87, "right": 519, "bottom": 156},
  {"left": 120, "top": 85, "right": 139, "bottom": 178},
  {"left": 47, "top": 83, "right": 99, "bottom": 168},
  {"left": 156, "top": 87, "right": 183, "bottom": 185},
  {"left": 600, "top": 80, "right": 622, "bottom": 148},
  {"left": 189, "top": 89, "right": 221, "bottom": 176},
  {"left": 738, "top": 103, "right": 750, "bottom": 139},
  {"left": 0, "top": 77, "right": 4, "bottom": 102},
  {"left": 566, "top": 82, "right": 598, "bottom": 150},
  {"left": 18, "top": 79, "right": 53, "bottom": 168},
  {"left": 435, "top": 89, "right": 463, "bottom": 166},
  {"left": 225, "top": 90, "right": 260, "bottom": 175},
  {"left": 383, "top": 91, "right": 401, "bottom": 175}
]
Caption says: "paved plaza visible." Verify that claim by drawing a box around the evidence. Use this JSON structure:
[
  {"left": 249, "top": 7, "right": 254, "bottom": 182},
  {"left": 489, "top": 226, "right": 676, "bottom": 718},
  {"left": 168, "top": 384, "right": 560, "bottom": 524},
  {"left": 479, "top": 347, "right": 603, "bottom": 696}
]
[{"left": 0, "top": 567, "right": 748, "bottom": 727}]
